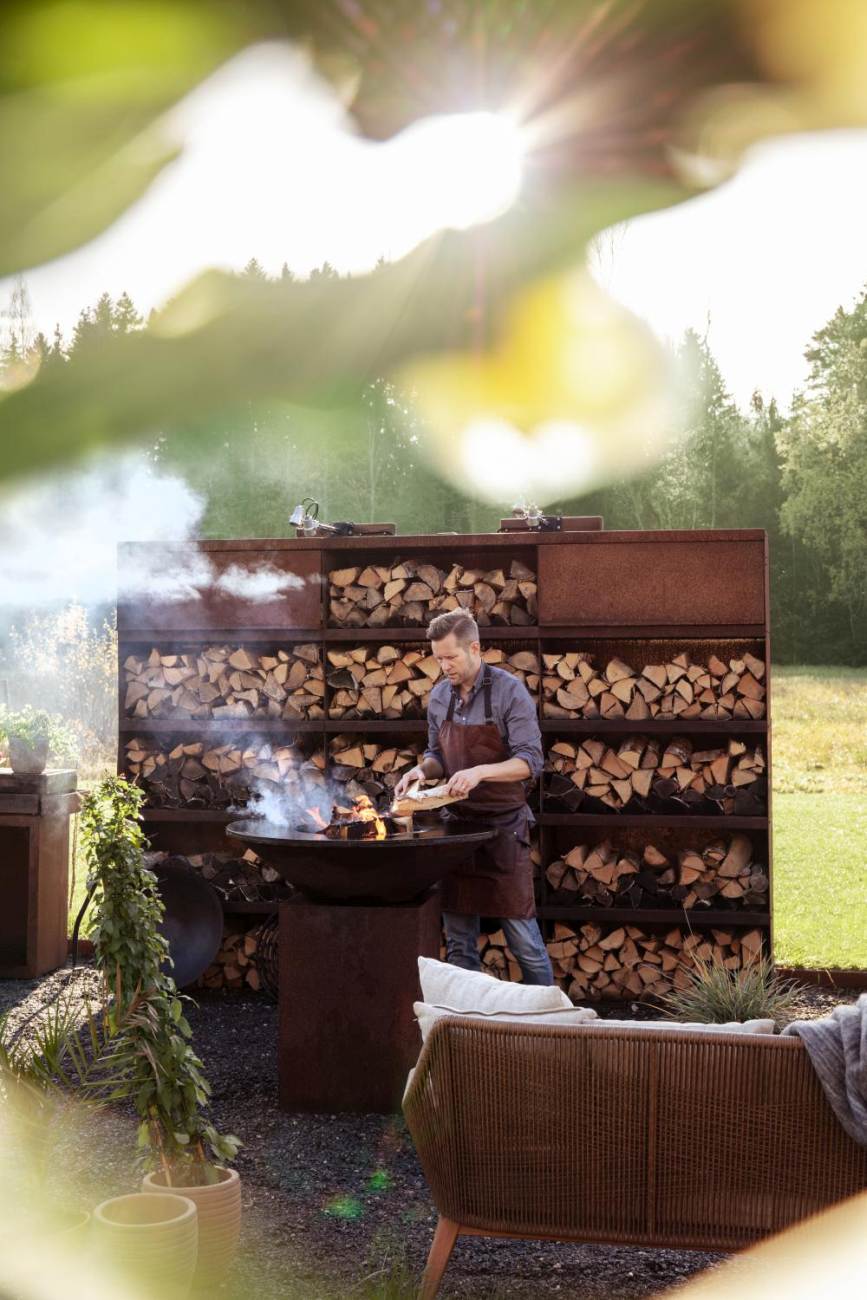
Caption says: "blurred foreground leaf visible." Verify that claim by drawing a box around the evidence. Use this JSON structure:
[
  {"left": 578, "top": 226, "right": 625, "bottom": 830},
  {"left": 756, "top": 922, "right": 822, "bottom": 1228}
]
[
  {"left": 0, "top": 175, "right": 686, "bottom": 478},
  {"left": 0, "top": 1, "right": 252, "bottom": 274}
]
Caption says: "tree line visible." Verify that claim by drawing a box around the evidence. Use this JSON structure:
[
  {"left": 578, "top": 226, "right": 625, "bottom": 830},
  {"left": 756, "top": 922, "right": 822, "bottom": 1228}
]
[{"left": 2, "top": 262, "right": 864, "bottom": 664}]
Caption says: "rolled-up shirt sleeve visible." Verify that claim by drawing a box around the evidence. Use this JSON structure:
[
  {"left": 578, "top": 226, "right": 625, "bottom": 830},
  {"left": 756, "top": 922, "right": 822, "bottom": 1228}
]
[{"left": 503, "top": 679, "right": 544, "bottom": 779}]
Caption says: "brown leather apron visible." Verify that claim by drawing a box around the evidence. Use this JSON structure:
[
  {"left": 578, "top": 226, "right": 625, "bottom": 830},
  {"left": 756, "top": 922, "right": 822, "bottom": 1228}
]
[{"left": 438, "top": 665, "right": 536, "bottom": 919}]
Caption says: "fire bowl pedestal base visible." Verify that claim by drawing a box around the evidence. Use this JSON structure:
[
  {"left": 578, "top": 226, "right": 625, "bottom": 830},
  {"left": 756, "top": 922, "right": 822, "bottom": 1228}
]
[{"left": 278, "top": 891, "right": 441, "bottom": 1113}]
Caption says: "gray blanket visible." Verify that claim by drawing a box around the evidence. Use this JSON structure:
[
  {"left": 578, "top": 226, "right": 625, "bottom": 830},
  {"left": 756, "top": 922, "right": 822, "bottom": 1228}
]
[{"left": 782, "top": 993, "right": 867, "bottom": 1147}]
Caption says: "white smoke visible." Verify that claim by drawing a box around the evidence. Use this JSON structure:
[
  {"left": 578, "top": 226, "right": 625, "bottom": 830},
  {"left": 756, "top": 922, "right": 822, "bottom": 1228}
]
[
  {"left": 0, "top": 451, "right": 205, "bottom": 607},
  {"left": 119, "top": 542, "right": 213, "bottom": 604},
  {"left": 242, "top": 775, "right": 339, "bottom": 828},
  {"left": 215, "top": 562, "right": 304, "bottom": 600}
]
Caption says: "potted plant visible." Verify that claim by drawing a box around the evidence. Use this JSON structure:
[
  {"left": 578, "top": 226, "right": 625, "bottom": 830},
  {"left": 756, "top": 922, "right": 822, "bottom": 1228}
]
[
  {"left": 81, "top": 776, "right": 242, "bottom": 1289},
  {"left": 0, "top": 705, "right": 78, "bottom": 774}
]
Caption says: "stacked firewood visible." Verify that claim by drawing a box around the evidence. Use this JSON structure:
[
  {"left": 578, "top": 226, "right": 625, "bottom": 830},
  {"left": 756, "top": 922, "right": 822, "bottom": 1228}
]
[
  {"left": 188, "top": 848, "right": 290, "bottom": 904},
  {"left": 328, "top": 558, "right": 537, "bottom": 627},
  {"left": 542, "top": 650, "right": 766, "bottom": 720},
  {"left": 545, "top": 735, "right": 767, "bottom": 815},
  {"left": 477, "top": 929, "right": 523, "bottom": 982},
  {"left": 124, "top": 645, "right": 324, "bottom": 720},
  {"left": 327, "top": 645, "right": 442, "bottom": 719},
  {"left": 546, "top": 922, "right": 765, "bottom": 1001},
  {"left": 199, "top": 926, "right": 262, "bottom": 992},
  {"left": 482, "top": 647, "right": 540, "bottom": 698},
  {"left": 124, "top": 736, "right": 326, "bottom": 808},
  {"left": 326, "top": 644, "right": 540, "bottom": 718},
  {"left": 545, "top": 833, "right": 768, "bottom": 909},
  {"left": 328, "top": 734, "right": 424, "bottom": 802}
]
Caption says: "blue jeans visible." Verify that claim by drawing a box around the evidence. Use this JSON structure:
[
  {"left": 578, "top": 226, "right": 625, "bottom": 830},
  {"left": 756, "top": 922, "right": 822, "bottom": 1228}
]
[{"left": 443, "top": 912, "right": 554, "bottom": 986}]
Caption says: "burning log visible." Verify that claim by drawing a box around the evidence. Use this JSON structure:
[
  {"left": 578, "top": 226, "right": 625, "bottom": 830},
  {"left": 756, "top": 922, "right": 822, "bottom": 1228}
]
[
  {"left": 327, "top": 733, "right": 424, "bottom": 805},
  {"left": 545, "top": 735, "right": 767, "bottom": 815},
  {"left": 124, "top": 735, "right": 326, "bottom": 809},
  {"left": 328, "top": 558, "right": 537, "bottom": 628},
  {"left": 543, "top": 922, "right": 765, "bottom": 1002},
  {"left": 545, "top": 833, "right": 768, "bottom": 910},
  {"left": 123, "top": 644, "right": 324, "bottom": 721},
  {"left": 542, "top": 650, "right": 766, "bottom": 721},
  {"left": 327, "top": 643, "right": 539, "bottom": 719}
]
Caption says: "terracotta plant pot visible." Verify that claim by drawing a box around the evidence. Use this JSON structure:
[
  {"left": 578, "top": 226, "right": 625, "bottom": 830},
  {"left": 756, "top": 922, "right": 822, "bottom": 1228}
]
[
  {"left": 143, "top": 1167, "right": 241, "bottom": 1288},
  {"left": 8, "top": 735, "right": 49, "bottom": 774},
  {"left": 92, "top": 1192, "right": 198, "bottom": 1299}
]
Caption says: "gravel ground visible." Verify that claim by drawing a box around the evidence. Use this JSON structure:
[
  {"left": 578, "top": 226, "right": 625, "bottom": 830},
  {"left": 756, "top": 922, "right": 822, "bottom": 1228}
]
[{"left": 0, "top": 969, "right": 860, "bottom": 1300}]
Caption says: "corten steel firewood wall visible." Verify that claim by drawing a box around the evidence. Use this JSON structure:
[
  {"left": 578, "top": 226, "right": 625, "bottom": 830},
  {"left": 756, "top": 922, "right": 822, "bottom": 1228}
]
[{"left": 117, "top": 529, "right": 772, "bottom": 984}]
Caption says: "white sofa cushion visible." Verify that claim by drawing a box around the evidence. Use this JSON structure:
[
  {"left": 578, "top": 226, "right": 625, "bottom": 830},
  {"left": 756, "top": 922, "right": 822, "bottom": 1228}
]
[
  {"left": 571, "top": 1017, "right": 776, "bottom": 1035},
  {"left": 418, "top": 956, "right": 570, "bottom": 1012},
  {"left": 414, "top": 1000, "right": 599, "bottom": 1042}
]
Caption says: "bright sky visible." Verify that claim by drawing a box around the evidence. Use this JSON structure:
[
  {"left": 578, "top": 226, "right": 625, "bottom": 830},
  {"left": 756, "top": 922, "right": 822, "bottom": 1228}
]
[{"left": 5, "top": 43, "right": 867, "bottom": 411}]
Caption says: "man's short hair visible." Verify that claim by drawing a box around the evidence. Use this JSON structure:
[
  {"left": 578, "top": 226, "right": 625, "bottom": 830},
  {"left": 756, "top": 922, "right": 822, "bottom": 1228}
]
[{"left": 426, "top": 609, "right": 480, "bottom": 645}]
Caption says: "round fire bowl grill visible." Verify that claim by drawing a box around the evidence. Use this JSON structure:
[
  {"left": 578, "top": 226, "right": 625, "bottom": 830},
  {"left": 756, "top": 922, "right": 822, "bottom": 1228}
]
[{"left": 225, "top": 819, "right": 495, "bottom": 904}]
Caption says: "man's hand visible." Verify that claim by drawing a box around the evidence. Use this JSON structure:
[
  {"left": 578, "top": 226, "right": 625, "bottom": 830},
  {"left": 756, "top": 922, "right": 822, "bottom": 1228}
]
[
  {"left": 394, "top": 765, "right": 427, "bottom": 800},
  {"left": 445, "top": 767, "right": 486, "bottom": 798}
]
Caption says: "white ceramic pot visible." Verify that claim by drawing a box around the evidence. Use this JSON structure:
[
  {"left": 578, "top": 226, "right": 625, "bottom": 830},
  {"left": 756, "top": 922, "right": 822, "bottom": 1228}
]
[
  {"left": 8, "top": 735, "right": 49, "bottom": 774},
  {"left": 92, "top": 1192, "right": 197, "bottom": 1299}
]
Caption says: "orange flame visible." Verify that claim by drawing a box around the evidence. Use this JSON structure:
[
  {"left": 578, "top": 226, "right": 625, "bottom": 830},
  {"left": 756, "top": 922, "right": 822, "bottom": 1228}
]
[
  {"left": 351, "top": 794, "right": 387, "bottom": 840},
  {"left": 306, "top": 806, "right": 329, "bottom": 831}
]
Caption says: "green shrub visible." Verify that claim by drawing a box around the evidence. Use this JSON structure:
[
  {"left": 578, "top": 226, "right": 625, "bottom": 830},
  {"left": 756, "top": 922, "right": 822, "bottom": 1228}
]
[{"left": 81, "top": 775, "right": 239, "bottom": 1186}]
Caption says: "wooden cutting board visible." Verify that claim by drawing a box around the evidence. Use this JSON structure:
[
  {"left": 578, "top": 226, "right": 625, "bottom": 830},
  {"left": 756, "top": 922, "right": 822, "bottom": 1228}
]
[{"left": 391, "top": 782, "right": 467, "bottom": 817}]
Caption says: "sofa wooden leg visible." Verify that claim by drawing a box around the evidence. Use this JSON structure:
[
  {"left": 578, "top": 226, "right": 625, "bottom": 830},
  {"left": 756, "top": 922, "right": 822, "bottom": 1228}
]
[{"left": 418, "top": 1216, "right": 460, "bottom": 1300}]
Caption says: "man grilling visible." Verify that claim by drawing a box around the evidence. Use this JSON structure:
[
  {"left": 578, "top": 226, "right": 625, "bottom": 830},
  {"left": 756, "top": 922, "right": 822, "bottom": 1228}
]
[{"left": 394, "top": 609, "right": 554, "bottom": 985}]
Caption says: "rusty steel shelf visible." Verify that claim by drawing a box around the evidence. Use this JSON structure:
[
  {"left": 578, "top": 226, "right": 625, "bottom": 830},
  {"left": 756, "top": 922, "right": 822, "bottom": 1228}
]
[
  {"left": 538, "top": 814, "right": 769, "bottom": 830},
  {"left": 540, "top": 719, "right": 768, "bottom": 734},
  {"left": 537, "top": 906, "right": 770, "bottom": 927},
  {"left": 118, "top": 527, "right": 775, "bottom": 987},
  {"left": 120, "top": 718, "right": 325, "bottom": 734},
  {"left": 324, "top": 625, "right": 535, "bottom": 641}
]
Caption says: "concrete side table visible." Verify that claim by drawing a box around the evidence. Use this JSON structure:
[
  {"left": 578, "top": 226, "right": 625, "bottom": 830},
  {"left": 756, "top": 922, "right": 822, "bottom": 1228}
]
[{"left": 0, "top": 769, "right": 80, "bottom": 978}]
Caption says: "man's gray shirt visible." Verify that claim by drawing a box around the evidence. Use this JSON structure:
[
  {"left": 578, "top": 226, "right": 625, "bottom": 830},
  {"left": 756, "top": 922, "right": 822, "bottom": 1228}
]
[{"left": 423, "top": 664, "right": 543, "bottom": 779}]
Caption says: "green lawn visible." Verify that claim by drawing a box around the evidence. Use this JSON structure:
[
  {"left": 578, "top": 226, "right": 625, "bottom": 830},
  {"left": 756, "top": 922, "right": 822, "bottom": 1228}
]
[
  {"left": 67, "top": 668, "right": 867, "bottom": 968},
  {"left": 771, "top": 666, "right": 867, "bottom": 969}
]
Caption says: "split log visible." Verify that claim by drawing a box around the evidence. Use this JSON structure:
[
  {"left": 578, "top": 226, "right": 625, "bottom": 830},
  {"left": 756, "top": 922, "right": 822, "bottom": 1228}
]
[
  {"left": 545, "top": 832, "right": 767, "bottom": 909},
  {"left": 545, "top": 735, "right": 767, "bottom": 814},
  {"left": 542, "top": 649, "right": 766, "bottom": 720},
  {"left": 328, "top": 558, "right": 537, "bottom": 627},
  {"left": 123, "top": 644, "right": 324, "bottom": 721}
]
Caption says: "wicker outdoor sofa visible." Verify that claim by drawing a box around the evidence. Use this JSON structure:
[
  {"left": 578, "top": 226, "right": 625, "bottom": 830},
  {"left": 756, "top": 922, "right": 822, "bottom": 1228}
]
[{"left": 403, "top": 1017, "right": 867, "bottom": 1299}]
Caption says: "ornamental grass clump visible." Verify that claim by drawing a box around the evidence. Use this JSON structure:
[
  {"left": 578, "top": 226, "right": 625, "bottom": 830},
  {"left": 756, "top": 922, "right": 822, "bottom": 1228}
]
[
  {"left": 659, "top": 954, "right": 802, "bottom": 1029},
  {"left": 81, "top": 776, "right": 239, "bottom": 1187}
]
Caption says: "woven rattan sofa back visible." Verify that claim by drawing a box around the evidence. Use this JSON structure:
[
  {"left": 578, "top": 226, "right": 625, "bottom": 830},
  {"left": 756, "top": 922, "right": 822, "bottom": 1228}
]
[{"left": 403, "top": 1017, "right": 867, "bottom": 1250}]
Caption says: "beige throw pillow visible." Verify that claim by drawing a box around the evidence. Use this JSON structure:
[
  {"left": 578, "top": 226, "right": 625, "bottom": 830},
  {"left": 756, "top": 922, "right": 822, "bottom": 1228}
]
[{"left": 414, "top": 1000, "right": 599, "bottom": 1043}]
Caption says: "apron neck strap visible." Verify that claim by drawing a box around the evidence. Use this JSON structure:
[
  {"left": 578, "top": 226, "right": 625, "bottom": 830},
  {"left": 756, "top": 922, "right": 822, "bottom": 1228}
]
[{"left": 445, "top": 662, "right": 495, "bottom": 725}]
